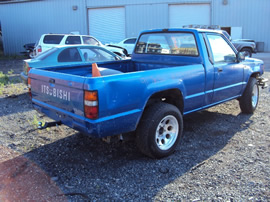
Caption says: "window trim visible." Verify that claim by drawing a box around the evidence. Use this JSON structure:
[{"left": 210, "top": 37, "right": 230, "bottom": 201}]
[{"left": 202, "top": 33, "right": 214, "bottom": 64}]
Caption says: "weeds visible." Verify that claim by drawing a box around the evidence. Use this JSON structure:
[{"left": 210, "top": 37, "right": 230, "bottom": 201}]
[
  {"left": 0, "top": 71, "right": 9, "bottom": 85},
  {"left": 0, "top": 70, "right": 24, "bottom": 95},
  {"left": 27, "top": 115, "right": 50, "bottom": 133}
]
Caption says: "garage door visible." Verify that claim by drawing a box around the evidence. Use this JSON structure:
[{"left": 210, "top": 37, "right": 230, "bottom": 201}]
[
  {"left": 169, "top": 4, "right": 210, "bottom": 28},
  {"left": 88, "top": 7, "right": 125, "bottom": 44}
]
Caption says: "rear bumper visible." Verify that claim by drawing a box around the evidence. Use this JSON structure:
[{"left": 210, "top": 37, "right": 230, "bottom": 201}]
[{"left": 32, "top": 99, "right": 141, "bottom": 138}]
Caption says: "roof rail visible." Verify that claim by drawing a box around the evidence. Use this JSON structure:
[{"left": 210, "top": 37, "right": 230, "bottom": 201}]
[{"left": 183, "top": 25, "right": 221, "bottom": 30}]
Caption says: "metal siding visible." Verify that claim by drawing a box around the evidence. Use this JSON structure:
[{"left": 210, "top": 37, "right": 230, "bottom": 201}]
[
  {"left": 169, "top": 4, "right": 211, "bottom": 28},
  {"left": 86, "top": 0, "right": 212, "bottom": 7},
  {"left": 0, "top": 0, "right": 87, "bottom": 55},
  {"left": 125, "top": 4, "right": 168, "bottom": 38},
  {"left": 1, "top": 0, "right": 269, "bottom": 54},
  {"left": 212, "top": 0, "right": 270, "bottom": 51}
]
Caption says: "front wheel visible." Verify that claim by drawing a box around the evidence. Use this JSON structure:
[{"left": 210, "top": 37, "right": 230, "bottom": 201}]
[
  {"left": 239, "top": 77, "right": 259, "bottom": 114},
  {"left": 136, "top": 102, "right": 183, "bottom": 158}
]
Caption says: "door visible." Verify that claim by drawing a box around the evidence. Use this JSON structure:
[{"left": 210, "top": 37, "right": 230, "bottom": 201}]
[
  {"left": 206, "top": 33, "right": 244, "bottom": 103},
  {"left": 88, "top": 7, "right": 126, "bottom": 44}
]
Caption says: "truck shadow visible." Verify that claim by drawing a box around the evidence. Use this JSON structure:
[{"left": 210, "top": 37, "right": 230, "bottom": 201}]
[{"left": 1, "top": 108, "right": 253, "bottom": 201}]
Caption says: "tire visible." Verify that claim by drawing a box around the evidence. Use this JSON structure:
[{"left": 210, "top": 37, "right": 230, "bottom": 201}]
[
  {"left": 28, "top": 50, "right": 34, "bottom": 58},
  {"left": 240, "top": 48, "right": 252, "bottom": 57},
  {"left": 239, "top": 77, "right": 259, "bottom": 114},
  {"left": 136, "top": 102, "right": 183, "bottom": 158}
]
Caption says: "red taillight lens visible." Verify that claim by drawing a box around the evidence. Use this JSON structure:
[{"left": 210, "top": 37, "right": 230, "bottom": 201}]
[
  {"left": 28, "top": 76, "right": 32, "bottom": 97},
  {"left": 84, "top": 91, "right": 98, "bottom": 119},
  {"left": 37, "top": 46, "right": 42, "bottom": 53},
  {"left": 27, "top": 66, "right": 31, "bottom": 74}
]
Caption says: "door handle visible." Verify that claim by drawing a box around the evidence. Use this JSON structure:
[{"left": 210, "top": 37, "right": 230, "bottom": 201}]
[{"left": 217, "top": 68, "right": 223, "bottom": 72}]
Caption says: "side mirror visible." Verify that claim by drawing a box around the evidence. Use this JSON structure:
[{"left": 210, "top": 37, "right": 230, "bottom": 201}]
[{"left": 237, "top": 52, "right": 245, "bottom": 62}]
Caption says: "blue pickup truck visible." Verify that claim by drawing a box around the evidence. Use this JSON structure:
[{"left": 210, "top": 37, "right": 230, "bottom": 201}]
[{"left": 29, "top": 28, "right": 267, "bottom": 158}]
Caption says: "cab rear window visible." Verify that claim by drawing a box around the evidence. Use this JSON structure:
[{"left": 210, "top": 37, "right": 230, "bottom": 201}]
[
  {"left": 43, "top": 35, "right": 64, "bottom": 44},
  {"left": 135, "top": 32, "right": 198, "bottom": 56}
]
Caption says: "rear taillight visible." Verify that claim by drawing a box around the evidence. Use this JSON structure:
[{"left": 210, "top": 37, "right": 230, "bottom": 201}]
[
  {"left": 37, "top": 45, "right": 42, "bottom": 53},
  {"left": 27, "top": 63, "right": 32, "bottom": 97},
  {"left": 84, "top": 91, "right": 98, "bottom": 119},
  {"left": 28, "top": 76, "right": 32, "bottom": 97}
]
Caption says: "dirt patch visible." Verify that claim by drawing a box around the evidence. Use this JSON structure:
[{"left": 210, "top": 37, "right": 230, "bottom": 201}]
[{"left": 0, "top": 57, "right": 269, "bottom": 201}]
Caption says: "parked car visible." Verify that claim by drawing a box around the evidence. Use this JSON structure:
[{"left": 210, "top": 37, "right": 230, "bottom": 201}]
[
  {"left": 21, "top": 45, "right": 122, "bottom": 85},
  {"left": 21, "top": 42, "right": 36, "bottom": 58},
  {"left": 183, "top": 26, "right": 257, "bottom": 58},
  {"left": 32, "top": 34, "right": 128, "bottom": 58},
  {"left": 220, "top": 30, "right": 256, "bottom": 57},
  {"left": 111, "top": 37, "right": 137, "bottom": 55}
]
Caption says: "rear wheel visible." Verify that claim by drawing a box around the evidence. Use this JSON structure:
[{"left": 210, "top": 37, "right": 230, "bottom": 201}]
[
  {"left": 239, "top": 77, "right": 259, "bottom": 114},
  {"left": 136, "top": 102, "right": 183, "bottom": 158}
]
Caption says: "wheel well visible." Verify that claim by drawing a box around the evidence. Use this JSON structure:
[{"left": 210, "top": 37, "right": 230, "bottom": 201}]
[
  {"left": 146, "top": 89, "right": 184, "bottom": 114},
  {"left": 241, "top": 47, "right": 252, "bottom": 51},
  {"left": 250, "top": 72, "right": 259, "bottom": 79}
]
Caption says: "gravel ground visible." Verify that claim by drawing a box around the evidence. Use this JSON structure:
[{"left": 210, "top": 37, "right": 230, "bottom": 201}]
[{"left": 0, "top": 53, "right": 269, "bottom": 201}]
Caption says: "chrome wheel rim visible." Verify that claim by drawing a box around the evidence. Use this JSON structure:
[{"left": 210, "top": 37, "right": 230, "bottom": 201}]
[
  {"left": 155, "top": 115, "right": 179, "bottom": 151},
  {"left": 252, "top": 84, "right": 259, "bottom": 108}
]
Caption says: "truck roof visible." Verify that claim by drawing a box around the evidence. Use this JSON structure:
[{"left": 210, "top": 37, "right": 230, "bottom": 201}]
[{"left": 140, "top": 28, "right": 223, "bottom": 34}]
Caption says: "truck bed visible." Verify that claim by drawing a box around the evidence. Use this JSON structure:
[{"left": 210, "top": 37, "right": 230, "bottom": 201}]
[
  {"left": 30, "top": 56, "right": 205, "bottom": 137},
  {"left": 37, "top": 54, "right": 203, "bottom": 77}
]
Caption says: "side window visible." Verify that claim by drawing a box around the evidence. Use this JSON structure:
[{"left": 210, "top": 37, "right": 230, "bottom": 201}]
[
  {"left": 80, "top": 48, "right": 115, "bottom": 62},
  {"left": 82, "top": 36, "right": 99, "bottom": 46},
  {"left": 207, "top": 34, "right": 236, "bottom": 63},
  {"left": 43, "top": 35, "right": 64, "bottom": 44},
  {"left": 65, "top": 36, "right": 81, "bottom": 45},
  {"left": 124, "top": 38, "right": 136, "bottom": 44},
  {"left": 58, "top": 48, "right": 82, "bottom": 62}
]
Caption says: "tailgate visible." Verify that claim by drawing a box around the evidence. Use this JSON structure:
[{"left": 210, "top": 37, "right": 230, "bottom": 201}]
[{"left": 30, "top": 68, "right": 85, "bottom": 117}]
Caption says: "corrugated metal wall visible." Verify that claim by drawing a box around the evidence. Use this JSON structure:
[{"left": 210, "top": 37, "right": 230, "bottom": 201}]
[
  {"left": 86, "top": 0, "right": 212, "bottom": 41},
  {"left": 85, "top": 0, "right": 212, "bottom": 7},
  {"left": 125, "top": 3, "right": 168, "bottom": 37},
  {"left": 0, "top": 0, "right": 87, "bottom": 55},
  {"left": 212, "top": 0, "right": 270, "bottom": 51},
  {"left": 1, "top": 0, "right": 269, "bottom": 54}
]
